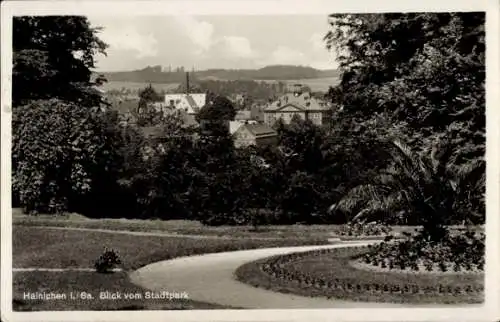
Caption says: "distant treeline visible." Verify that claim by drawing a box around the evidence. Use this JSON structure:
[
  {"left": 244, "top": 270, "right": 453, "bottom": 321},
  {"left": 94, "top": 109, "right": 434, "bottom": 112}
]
[{"left": 97, "top": 65, "right": 340, "bottom": 83}]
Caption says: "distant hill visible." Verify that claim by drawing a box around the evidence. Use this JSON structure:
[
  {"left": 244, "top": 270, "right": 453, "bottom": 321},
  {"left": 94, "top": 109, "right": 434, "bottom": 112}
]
[{"left": 96, "top": 65, "right": 340, "bottom": 83}]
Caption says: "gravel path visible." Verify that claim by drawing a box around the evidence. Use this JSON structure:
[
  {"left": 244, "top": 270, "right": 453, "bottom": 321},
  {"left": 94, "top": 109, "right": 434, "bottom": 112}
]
[
  {"left": 130, "top": 242, "right": 479, "bottom": 309},
  {"left": 12, "top": 268, "right": 123, "bottom": 272}
]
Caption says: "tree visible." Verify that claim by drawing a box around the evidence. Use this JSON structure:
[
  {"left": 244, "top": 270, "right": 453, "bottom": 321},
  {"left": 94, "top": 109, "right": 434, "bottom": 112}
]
[
  {"left": 12, "top": 99, "right": 123, "bottom": 214},
  {"left": 232, "top": 147, "right": 276, "bottom": 228},
  {"left": 137, "top": 84, "right": 163, "bottom": 119},
  {"left": 322, "top": 13, "right": 485, "bottom": 230},
  {"left": 13, "top": 16, "right": 108, "bottom": 107},
  {"left": 279, "top": 117, "right": 325, "bottom": 174},
  {"left": 197, "top": 93, "right": 236, "bottom": 122},
  {"left": 324, "top": 13, "right": 485, "bottom": 164},
  {"left": 11, "top": 17, "right": 128, "bottom": 216},
  {"left": 272, "top": 118, "right": 287, "bottom": 136},
  {"left": 139, "top": 84, "right": 163, "bottom": 103},
  {"left": 281, "top": 171, "right": 322, "bottom": 224},
  {"left": 123, "top": 112, "right": 199, "bottom": 219}
]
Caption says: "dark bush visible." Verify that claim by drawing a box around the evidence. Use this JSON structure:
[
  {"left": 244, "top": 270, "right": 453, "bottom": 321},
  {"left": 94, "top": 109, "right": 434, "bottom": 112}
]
[{"left": 94, "top": 249, "right": 121, "bottom": 273}]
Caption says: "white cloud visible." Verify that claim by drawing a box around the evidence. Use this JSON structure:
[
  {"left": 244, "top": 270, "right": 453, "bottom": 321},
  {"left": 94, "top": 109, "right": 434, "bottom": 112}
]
[
  {"left": 256, "top": 45, "right": 338, "bottom": 70},
  {"left": 89, "top": 15, "right": 338, "bottom": 71},
  {"left": 310, "top": 32, "right": 326, "bottom": 52},
  {"left": 174, "top": 16, "right": 257, "bottom": 61},
  {"left": 174, "top": 16, "right": 214, "bottom": 54},
  {"left": 220, "top": 36, "right": 256, "bottom": 58},
  {"left": 310, "top": 60, "right": 337, "bottom": 70},
  {"left": 264, "top": 46, "right": 306, "bottom": 65},
  {"left": 99, "top": 26, "right": 158, "bottom": 59}
]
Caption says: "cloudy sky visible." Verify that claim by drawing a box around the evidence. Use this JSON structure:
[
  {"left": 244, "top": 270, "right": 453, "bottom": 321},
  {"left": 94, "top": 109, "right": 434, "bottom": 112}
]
[{"left": 88, "top": 15, "right": 339, "bottom": 71}]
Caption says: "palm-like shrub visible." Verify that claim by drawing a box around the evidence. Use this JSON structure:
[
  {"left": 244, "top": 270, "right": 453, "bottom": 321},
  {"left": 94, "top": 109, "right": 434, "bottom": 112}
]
[{"left": 330, "top": 138, "right": 484, "bottom": 242}]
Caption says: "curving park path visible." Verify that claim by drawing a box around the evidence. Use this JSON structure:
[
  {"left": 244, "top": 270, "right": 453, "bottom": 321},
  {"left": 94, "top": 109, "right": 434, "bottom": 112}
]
[{"left": 130, "top": 241, "right": 481, "bottom": 309}]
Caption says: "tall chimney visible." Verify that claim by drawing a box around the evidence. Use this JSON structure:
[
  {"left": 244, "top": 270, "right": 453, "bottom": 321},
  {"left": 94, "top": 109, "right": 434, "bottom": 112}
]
[{"left": 186, "top": 72, "right": 190, "bottom": 94}]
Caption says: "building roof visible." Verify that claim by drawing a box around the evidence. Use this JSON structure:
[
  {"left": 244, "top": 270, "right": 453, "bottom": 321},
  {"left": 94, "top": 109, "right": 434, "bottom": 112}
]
[
  {"left": 235, "top": 110, "right": 252, "bottom": 120},
  {"left": 264, "top": 92, "right": 329, "bottom": 112},
  {"left": 178, "top": 110, "right": 199, "bottom": 127},
  {"left": 141, "top": 125, "right": 165, "bottom": 138},
  {"left": 164, "top": 93, "right": 206, "bottom": 114},
  {"left": 240, "top": 123, "right": 277, "bottom": 137},
  {"left": 229, "top": 121, "right": 244, "bottom": 134},
  {"left": 185, "top": 95, "right": 199, "bottom": 113}
]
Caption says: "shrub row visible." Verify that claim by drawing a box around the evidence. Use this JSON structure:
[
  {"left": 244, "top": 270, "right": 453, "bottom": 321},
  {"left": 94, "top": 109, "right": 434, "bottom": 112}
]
[{"left": 259, "top": 247, "right": 483, "bottom": 295}]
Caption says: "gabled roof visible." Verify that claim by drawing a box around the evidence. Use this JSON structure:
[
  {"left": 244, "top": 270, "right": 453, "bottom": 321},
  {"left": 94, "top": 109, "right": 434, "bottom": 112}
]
[
  {"left": 239, "top": 123, "right": 277, "bottom": 137},
  {"left": 235, "top": 110, "right": 252, "bottom": 120},
  {"left": 164, "top": 93, "right": 206, "bottom": 114},
  {"left": 229, "top": 121, "right": 244, "bottom": 134},
  {"left": 185, "top": 95, "right": 199, "bottom": 112},
  {"left": 264, "top": 92, "right": 330, "bottom": 112}
]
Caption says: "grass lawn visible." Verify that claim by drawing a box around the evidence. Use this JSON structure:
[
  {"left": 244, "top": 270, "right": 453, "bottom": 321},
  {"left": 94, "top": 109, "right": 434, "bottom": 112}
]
[
  {"left": 235, "top": 248, "right": 484, "bottom": 305},
  {"left": 13, "top": 208, "right": 481, "bottom": 240},
  {"left": 12, "top": 226, "right": 327, "bottom": 311},
  {"left": 12, "top": 209, "right": 341, "bottom": 240}
]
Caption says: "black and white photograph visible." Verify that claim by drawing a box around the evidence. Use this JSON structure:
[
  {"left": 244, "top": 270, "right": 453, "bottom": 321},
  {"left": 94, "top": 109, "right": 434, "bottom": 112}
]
[{"left": 1, "top": 1, "right": 499, "bottom": 321}]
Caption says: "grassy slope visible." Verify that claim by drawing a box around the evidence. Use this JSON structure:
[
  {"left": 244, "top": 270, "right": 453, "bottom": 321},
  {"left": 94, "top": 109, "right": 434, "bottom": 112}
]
[
  {"left": 13, "top": 208, "right": 445, "bottom": 240},
  {"left": 12, "top": 225, "right": 326, "bottom": 311},
  {"left": 13, "top": 213, "right": 482, "bottom": 241},
  {"left": 13, "top": 227, "right": 327, "bottom": 270}
]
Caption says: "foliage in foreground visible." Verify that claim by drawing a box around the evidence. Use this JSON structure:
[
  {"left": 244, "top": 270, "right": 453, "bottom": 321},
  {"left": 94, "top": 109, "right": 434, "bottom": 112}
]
[
  {"left": 13, "top": 16, "right": 108, "bottom": 107},
  {"left": 363, "top": 229, "right": 485, "bottom": 272},
  {"left": 325, "top": 12, "right": 485, "bottom": 165}
]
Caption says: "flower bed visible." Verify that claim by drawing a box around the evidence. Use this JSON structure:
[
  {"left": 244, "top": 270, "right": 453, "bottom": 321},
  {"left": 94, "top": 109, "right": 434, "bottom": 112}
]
[
  {"left": 361, "top": 230, "right": 485, "bottom": 273},
  {"left": 334, "top": 222, "right": 393, "bottom": 237},
  {"left": 235, "top": 245, "right": 484, "bottom": 304}
]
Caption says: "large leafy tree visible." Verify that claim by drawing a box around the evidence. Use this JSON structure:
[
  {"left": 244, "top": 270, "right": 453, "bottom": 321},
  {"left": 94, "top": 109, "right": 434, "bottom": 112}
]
[
  {"left": 278, "top": 117, "right": 325, "bottom": 174},
  {"left": 197, "top": 93, "right": 237, "bottom": 122},
  {"left": 139, "top": 84, "right": 163, "bottom": 103},
  {"left": 13, "top": 16, "right": 108, "bottom": 107},
  {"left": 323, "top": 12, "right": 485, "bottom": 231},
  {"left": 122, "top": 112, "right": 199, "bottom": 219},
  {"left": 325, "top": 13, "right": 485, "bottom": 164},
  {"left": 281, "top": 171, "right": 323, "bottom": 224},
  {"left": 137, "top": 84, "right": 163, "bottom": 119},
  {"left": 12, "top": 17, "right": 121, "bottom": 215},
  {"left": 12, "top": 100, "right": 123, "bottom": 214}
]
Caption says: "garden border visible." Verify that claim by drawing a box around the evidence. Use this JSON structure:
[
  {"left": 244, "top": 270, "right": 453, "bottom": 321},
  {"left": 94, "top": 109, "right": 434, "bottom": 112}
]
[{"left": 237, "top": 245, "right": 483, "bottom": 299}]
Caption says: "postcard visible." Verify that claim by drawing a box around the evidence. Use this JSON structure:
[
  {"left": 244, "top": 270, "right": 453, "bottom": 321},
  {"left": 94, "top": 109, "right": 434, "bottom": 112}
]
[{"left": 1, "top": 0, "right": 499, "bottom": 321}]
